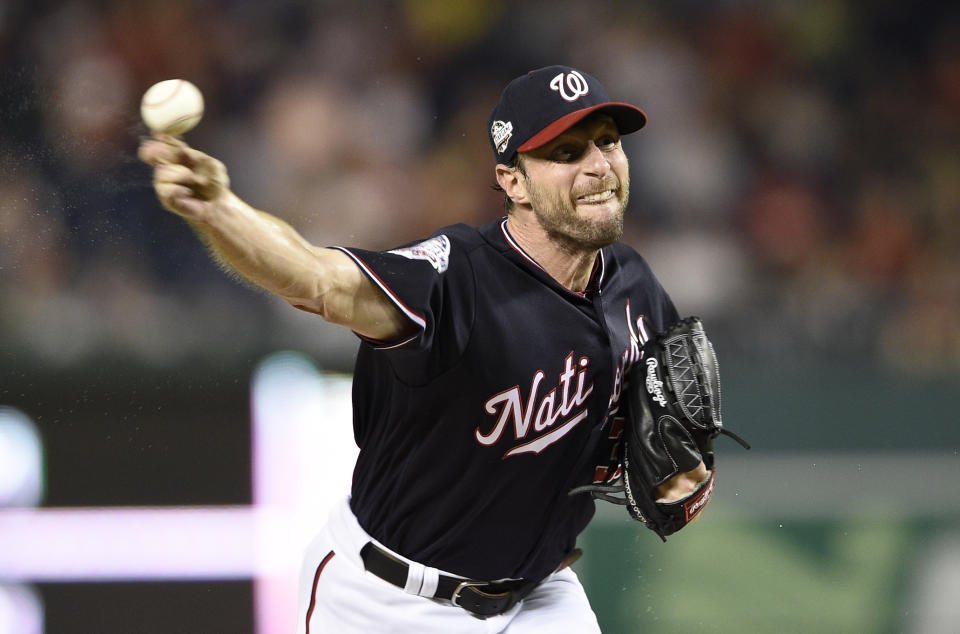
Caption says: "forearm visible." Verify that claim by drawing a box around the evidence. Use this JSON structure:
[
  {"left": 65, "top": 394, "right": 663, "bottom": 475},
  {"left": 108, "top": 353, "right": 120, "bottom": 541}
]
[
  {"left": 188, "top": 191, "right": 331, "bottom": 301},
  {"left": 140, "top": 134, "right": 414, "bottom": 340},
  {"left": 186, "top": 193, "right": 413, "bottom": 339}
]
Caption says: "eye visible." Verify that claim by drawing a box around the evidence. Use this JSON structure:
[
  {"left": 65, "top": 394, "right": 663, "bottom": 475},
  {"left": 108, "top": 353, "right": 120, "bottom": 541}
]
[
  {"left": 550, "top": 144, "right": 584, "bottom": 162},
  {"left": 597, "top": 134, "right": 619, "bottom": 150}
]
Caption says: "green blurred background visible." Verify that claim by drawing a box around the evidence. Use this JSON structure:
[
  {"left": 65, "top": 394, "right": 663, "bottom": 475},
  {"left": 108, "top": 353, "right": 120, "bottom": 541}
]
[
  {"left": 2, "top": 1, "right": 958, "bottom": 632},
  {"left": 576, "top": 364, "right": 960, "bottom": 633}
]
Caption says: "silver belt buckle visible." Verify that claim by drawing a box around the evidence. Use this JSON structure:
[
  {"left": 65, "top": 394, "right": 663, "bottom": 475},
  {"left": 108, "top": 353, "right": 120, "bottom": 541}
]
[{"left": 451, "top": 580, "right": 488, "bottom": 607}]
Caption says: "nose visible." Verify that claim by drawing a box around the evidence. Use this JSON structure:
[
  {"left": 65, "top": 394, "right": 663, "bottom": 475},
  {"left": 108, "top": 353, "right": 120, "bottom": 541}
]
[{"left": 581, "top": 141, "right": 611, "bottom": 177}]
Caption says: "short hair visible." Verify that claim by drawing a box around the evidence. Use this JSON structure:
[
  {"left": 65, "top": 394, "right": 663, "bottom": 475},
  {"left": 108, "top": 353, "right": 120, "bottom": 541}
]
[{"left": 491, "top": 153, "right": 528, "bottom": 213}]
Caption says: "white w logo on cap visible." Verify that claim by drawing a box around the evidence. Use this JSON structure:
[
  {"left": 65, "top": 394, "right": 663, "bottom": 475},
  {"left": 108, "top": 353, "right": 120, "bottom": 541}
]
[{"left": 549, "top": 70, "right": 589, "bottom": 102}]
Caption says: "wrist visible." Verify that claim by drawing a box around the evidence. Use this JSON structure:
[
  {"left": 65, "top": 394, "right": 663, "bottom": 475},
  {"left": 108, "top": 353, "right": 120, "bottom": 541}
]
[{"left": 190, "top": 189, "right": 245, "bottom": 228}]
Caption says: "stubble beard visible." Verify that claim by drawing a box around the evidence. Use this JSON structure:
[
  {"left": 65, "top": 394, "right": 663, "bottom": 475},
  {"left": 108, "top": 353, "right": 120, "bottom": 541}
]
[{"left": 527, "top": 175, "right": 630, "bottom": 253}]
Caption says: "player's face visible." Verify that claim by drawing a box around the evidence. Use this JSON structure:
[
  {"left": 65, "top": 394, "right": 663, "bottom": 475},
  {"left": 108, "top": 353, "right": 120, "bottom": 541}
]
[{"left": 520, "top": 114, "right": 630, "bottom": 250}]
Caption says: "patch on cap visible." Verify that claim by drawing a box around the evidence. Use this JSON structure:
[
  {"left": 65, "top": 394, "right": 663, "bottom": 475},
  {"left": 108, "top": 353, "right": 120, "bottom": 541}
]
[{"left": 491, "top": 120, "right": 513, "bottom": 155}]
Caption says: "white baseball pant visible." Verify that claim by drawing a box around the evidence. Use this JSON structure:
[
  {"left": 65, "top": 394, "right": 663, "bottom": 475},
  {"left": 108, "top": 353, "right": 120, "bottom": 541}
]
[{"left": 296, "top": 497, "right": 602, "bottom": 634}]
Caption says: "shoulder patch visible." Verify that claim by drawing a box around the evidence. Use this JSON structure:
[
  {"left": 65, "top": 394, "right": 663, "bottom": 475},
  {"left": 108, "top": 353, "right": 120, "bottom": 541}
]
[{"left": 388, "top": 235, "right": 451, "bottom": 273}]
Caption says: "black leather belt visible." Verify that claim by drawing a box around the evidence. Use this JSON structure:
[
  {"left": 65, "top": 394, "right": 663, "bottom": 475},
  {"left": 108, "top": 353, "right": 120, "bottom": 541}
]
[{"left": 359, "top": 542, "right": 536, "bottom": 618}]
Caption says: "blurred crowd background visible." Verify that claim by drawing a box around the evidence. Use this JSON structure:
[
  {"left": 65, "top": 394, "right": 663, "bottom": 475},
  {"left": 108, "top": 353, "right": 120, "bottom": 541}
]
[{"left": 3, "top": 0, "right": 959, "bottom": 375}]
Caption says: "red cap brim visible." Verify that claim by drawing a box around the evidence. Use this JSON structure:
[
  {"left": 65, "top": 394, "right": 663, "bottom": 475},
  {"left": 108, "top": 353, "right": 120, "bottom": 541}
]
[{"left": 516, "top": 102, "right": 647, "bottom": 153}]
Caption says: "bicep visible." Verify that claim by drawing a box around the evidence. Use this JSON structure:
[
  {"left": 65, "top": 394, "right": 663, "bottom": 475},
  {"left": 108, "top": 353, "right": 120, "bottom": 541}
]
[{"left": 283, "top": 248, "right": 418, "bottom": 343}]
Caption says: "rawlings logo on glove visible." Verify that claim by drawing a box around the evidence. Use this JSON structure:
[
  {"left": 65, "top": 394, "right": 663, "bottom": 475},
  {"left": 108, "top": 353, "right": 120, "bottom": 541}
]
[
  {"left": 644, "top": 358, "right": 668, "bottom": 407},
  {"left": 569, "top": 316, "right": 750, "bottom": 541}
]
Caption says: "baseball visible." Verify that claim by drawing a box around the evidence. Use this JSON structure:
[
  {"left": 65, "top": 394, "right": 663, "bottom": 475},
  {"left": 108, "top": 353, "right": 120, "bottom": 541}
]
[{"left": 140, "top": 79, "right": 204, "bottom": 135}]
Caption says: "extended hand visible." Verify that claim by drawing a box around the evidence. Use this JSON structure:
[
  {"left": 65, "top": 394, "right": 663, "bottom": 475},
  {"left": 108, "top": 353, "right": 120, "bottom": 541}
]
[{"left": 138, "top": 134, "right": 230, "bottom": 223}]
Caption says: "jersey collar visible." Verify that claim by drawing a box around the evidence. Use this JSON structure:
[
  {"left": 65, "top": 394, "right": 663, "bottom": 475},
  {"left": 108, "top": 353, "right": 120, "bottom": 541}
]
[{"left": 496, "top": 218, "right": 606, "bottom": 296}]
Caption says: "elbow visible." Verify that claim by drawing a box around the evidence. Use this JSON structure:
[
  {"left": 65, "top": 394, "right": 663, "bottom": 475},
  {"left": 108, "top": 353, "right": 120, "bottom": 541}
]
[
  {"left": 284, "top": 285, "right": 352, "bottom": 325},
  {"left": 288, "top": 299, "right": 325, "bottom": 317},
  {"left": 283, "top": 291, "right": 337, "bottom": 321}
]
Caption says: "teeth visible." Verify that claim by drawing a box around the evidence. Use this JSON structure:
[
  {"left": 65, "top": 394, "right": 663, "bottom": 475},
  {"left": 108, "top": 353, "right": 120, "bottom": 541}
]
[{"left": 580, "top": 190, "right": 612, "bottom": 202}]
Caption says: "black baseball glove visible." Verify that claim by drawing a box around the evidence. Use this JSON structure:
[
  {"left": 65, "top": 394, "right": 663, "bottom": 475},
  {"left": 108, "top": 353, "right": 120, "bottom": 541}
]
[{"left": 570, "top": 317, "right": 749, "bottom": 541}]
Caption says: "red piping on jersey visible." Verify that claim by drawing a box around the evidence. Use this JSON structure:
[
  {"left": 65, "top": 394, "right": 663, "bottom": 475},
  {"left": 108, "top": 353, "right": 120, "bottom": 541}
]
[
  {"left": 333, "top": 246, "right": 427, "bottom": 347},
  {"left": 305, "top": 550, "right": 336, "bottom": 634},
  {"left": 499, "top": 219, "right": 605, "bottom": 293},
  {"left": 356, "top": 330, "right": 419, "bottom": 350}
]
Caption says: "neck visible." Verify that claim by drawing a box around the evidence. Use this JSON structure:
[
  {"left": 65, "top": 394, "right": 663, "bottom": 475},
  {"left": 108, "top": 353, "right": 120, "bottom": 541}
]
[{"left": 505, "top": 214, "right": 599, "bottom": 293}]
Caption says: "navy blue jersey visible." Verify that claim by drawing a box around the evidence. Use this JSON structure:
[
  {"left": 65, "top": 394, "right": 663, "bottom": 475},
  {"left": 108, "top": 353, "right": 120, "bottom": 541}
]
[{"left": 334, "top": 217, "right": 678, "bottom": 584}]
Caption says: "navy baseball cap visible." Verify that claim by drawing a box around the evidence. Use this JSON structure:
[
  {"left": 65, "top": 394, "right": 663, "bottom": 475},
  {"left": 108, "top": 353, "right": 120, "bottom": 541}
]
[{"left": 488, "top": 65, "right": 647, "bottom": 165}]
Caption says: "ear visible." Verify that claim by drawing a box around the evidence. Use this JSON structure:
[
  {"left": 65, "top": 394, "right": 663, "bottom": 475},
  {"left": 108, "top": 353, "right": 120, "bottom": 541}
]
[{"left": 495, "top": 163, "right": 529, "bottom": 207}]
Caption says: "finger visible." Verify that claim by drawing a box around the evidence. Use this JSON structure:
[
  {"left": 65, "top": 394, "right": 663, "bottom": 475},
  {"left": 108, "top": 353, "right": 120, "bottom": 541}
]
[
  {"left": 156, "top": 184, "right": 209, "bottom": 220},
  {"left": 138, "top": 139, "right": 170, "bottom": 166},
  {"left": 169, "top": 196, "right": 207, "bottom": 218},
  {"left": 181, "top": 145, "right": 220, "bottom": 172},
  {"left": 157, "top": 134, "right": 204, "bottom": 169},
  {"left": 139, "top": 138, "right": 190, "bottom": 167},
  {"left": 152, "top": 131, "right": 181, "bottom": 142},
  {"left": 156, "top": 182, "right": 196, "bottom": 202},
  {"left": 197, "top": 156, "right": 229, "bottom": 189},
  {"left": 140, "top": 133, "right": 199, "bottom": 165},
  {"left": 150, "top": 132, "right": 193, "bottom": 150},
  {"left": 155, "top": 163, "right": 208, "bottom": 189},
  {"left": 690, "top": 460, "right": 708, "bottom": 480}
]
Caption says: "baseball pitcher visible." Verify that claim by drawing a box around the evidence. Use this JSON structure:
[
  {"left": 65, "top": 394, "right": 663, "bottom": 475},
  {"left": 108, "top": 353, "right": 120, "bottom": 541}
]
[{"left": 139, "top": 65, "right": 745, "bottom": 633}]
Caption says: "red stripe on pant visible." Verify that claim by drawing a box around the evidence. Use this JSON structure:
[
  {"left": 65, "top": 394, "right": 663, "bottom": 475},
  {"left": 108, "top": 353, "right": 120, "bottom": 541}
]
[{"left": 305, "top": 550, "right": 336, "bottom": 634}]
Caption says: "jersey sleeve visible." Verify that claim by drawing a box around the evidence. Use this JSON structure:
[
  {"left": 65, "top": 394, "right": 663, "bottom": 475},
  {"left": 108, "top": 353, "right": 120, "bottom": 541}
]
[
  {"left": 655, "top": 277, "right": 680, "bottom": 329},
  {"left": 332, "top": 232, "right": 476, "bottom": 381}
]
